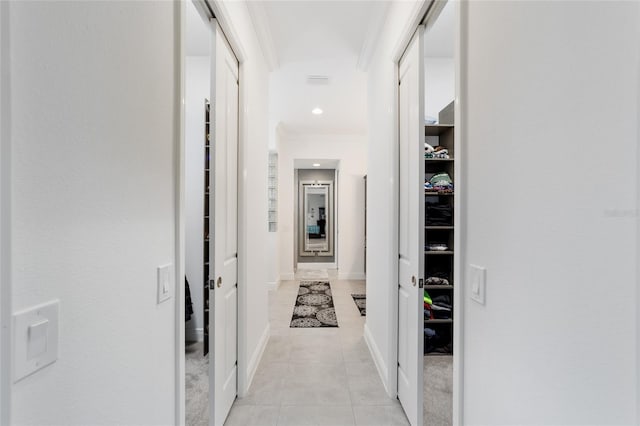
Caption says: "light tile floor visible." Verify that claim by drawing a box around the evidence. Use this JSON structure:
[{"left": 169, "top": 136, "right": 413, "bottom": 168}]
[{"left": 225, "top": 270, "right": 410, "bottom": 426}]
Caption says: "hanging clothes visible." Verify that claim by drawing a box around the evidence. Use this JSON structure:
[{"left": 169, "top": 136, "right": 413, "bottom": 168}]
[{"left": 185, "top": 277, "right": 194, "bottom": 322}]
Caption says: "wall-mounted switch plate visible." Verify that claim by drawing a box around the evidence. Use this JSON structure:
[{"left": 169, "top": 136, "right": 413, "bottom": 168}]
[
  {"left": 469, "top": 264, "right": 486, "bottom": 305},
  {"left": 13, "top": 300, "right": 60, "bottom": 382},
  {"left": 157, "top": 264, "right": 173, "bottom": 304}
]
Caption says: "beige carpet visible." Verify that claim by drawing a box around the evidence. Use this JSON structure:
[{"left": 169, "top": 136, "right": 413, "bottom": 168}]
[
  {"left": 423, "top": 355, "right": 453, "bottom": 426},
  {"left": 186, "top": 341, "right": 209, "bottom": 426}
]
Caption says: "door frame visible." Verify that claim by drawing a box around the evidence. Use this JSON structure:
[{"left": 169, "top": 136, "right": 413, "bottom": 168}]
[
  {"left": 391, "top": 0, "right": 466, "bottom": 424},
  {"left": 175, "top": 0, "right": 250, "bottom": 424}
]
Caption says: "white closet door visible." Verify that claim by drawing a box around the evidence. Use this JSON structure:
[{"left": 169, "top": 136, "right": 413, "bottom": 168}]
[
  {"left": 208, "top": 19, "right": 239, "bottom": 426},
  {"left": 397, "top": 26, "right": 425, "bottom": 426}
]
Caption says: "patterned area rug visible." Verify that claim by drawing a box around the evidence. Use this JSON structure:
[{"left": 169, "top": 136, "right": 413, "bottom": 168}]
[
  {"left": 290, "top": 280, "right": 338, "bottom": 328},
  {"left": 351, "top": 294, "right": 366, "bottom": 316}
]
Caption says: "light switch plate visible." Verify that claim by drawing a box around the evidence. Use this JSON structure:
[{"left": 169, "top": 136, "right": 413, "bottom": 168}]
[
  {"left": 13, "top": 300, "right": 59, "bottom": 382},
  {"left": 469, "top": 264, "right": 486, "bottom": 305},
  {"left": 157, "top": 264, "right": 173, "bottom": 304}
]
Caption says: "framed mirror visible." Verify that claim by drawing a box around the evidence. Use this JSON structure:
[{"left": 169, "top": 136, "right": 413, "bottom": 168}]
[{"left": 299, "top": 181, "right": 334, "bottom": 257}]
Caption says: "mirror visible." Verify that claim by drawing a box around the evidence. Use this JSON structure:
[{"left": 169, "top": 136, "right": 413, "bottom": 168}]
[
  {"left": 304, "top": 186, "right": 328, "bottom": 252},
  {"left": 299, "top": 180, "right": 334, "bottom": 257}
]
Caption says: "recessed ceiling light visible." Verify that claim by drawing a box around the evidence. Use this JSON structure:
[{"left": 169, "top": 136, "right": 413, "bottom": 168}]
[
  {"left": 312, "top": 107, "right": 323, "bottom": 115},
  {"left": 313, "top": 163, "right": 321, "bottom": 167}
]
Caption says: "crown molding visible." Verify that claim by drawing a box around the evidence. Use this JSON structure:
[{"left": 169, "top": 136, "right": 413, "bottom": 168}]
[
  {"left": 246, "top": 1, "right": 279, "bottom": 71},
  {"left": 357, "top": 1, "right": 391, "bottom": 72}
]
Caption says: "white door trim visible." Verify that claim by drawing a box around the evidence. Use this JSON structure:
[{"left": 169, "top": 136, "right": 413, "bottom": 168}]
[
  {"left": 174, "top": 2, "right": 186, "bottom": 426},
  {"left": 0, "top": 1, "right": 12, "bottom": 423},
  {"left": 452, "top": 2, "right": 467, "bottom": 423},
  {"left": 390, "top": 0, "right": 465, "bottom": 424}
]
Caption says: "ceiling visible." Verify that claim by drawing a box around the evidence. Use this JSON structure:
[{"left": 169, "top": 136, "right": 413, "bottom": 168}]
[
  {"left": 185, "top": 0, "right": 455, "bottom": 135},
  {"left": 263, "top": 0, "right": 390, "bottom": 135},
  {"left": 263, "top": 1, "right": 378, "bottom": 65}
]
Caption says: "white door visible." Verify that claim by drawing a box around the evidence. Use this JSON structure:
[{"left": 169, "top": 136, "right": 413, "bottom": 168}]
[
  {"left": 397, "top": 26, "right": 424, "bottom": 426},
  {"left": 208, "top": 19, "right": 239, "bottom": 426}
]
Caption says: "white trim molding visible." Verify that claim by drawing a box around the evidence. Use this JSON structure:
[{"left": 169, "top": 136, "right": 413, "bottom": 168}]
[
  {"left": 364, "top": 324, "right": 390, "bottom": 396},
  {"left": 266, "top": 280, "right": 280, "bottom": 292},
  {"left": 357, "top": 1, "right": 391, "bottom": 72},
  {"left": 174, "top": 1, "right": 186, "bottom": 424},
  {"left": 392, "top": 0, "right": 431, "bottom": 63},
  {"left": 338, "top": 272, "right": 366, "bottom": 281},
  {"left": 280, "top": 272, "right": 295, "bottom": 281},
  {"left": 296, "top": 262, "right": 336, "bottom": 270},
  {"left": 242, "top": 324, "right": 270, "bottom": 398},
  {"left": 245, "top": 1, "right": 279, "bottom": 71}
]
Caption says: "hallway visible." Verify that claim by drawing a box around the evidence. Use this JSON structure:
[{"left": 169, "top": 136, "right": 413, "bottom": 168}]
[{"left": 224, "top": 270, "right": 410, "bottom": 426}]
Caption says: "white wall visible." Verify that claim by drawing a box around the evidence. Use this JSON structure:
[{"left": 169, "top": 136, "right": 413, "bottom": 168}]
[
  {"left": 365, "top": 0, "right": 421, "bottom": 397},
  {"left": 185, "top": 56, "right": 210, "bottom": 341},
  {"left": 0, "top": 1, "right": 10, "bottom": 422},
  {"left": 8, "top": 1, "right": 178, "bottom": 424},
  {"left": 278, "top": 134, "right": 367, "bottom": 280},
  {"left": 461, "top": 1, "right": 639, "bottom": 424},
  {"left": 424, "top": 57, "right": 454, "bottom": 121},
  {"left": 219, "top": 1, "right": 271, "bottom": 393}
]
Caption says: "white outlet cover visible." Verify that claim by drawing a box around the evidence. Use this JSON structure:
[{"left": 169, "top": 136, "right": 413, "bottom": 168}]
[
  {"left": 13, "top": 300, "right": 60, "bottom": 382},
  {"left": 469, "top": 264, "right": 486, "bottom": 305},
  {"left": 157, "top": 264, "right": 173, "bottom": 304}
]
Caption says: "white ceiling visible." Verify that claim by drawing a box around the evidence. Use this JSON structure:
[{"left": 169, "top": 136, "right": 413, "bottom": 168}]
[
  {"left": 263, "top": 1, "right": 378, "bottom": 65},
  {"left": 264, "top": 0, "right": 389, "bottom": 135},
  {"left": 293, "top": 159, "right": 341, "bottom": 170}
]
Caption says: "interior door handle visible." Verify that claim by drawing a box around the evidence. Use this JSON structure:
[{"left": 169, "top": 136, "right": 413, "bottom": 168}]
[
  {"left": 411, "top": 276, "right": 416, "bottom": 286},
  {"left": 217, "top": 277, "right": 222, "bottom": 288}
]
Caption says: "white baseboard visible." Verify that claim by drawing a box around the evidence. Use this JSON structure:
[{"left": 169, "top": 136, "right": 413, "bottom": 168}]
[
  {"left": 297, "top": 262, "right": 336, "bottom": 270},
  {"left": 363, "top": 323, "right": 391, "bottom": 397},
  {"left": 245, "top": 323, "right": 270, "bottom": 394},
  {"left": 266, "top": 280, "right": 280, "bottom": 291},
  {"left": 280, "top": 272, "right": 295, "bottom": 281},
  {"left": 338, "top": 272, "right": 366, "bottom": 280}
]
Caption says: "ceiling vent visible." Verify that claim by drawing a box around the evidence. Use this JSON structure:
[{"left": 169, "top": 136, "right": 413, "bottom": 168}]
[{"left": 306, "top": 75, "right": 330, "bottom": 85}]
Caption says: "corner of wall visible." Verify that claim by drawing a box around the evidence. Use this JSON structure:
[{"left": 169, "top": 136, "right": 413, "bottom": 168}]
[
  {"left": 280, "top": 272, "right": 295, "bottom": 281},
  {"left": 266, "top": 280, "right": 280, "bottom": 291}
]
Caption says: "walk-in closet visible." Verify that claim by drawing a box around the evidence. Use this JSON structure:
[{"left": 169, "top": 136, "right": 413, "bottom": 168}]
[{"left": 422, "top": 2, "right": 456, "bottom": 425}]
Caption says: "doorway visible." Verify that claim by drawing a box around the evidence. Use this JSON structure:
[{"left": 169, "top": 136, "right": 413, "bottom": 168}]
[
  {"left": 396, "top": 1, "right": 460, "bottom": 425},
  {"left": 296, "top": 168, "right": 336, "bottom": 265},
  {"left": 183, "top": 2, "right": 240, "bottom": 425}
]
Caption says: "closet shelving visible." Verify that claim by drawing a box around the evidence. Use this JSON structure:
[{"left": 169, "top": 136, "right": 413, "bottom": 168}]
[
  {"left": 424, "top": 121, "right": 455, "bottom": 356},
  {"left": 203, "top": 99, "right": 211, "bottom": 356}
]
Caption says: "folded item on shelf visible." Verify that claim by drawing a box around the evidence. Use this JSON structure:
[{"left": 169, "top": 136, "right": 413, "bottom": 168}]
[
  {"left": 425, "top": 147, "right": 450, "bottom": 159},
  {"left": 429, "top": 172, "right": 452, "bottom": 186},
  {"left": 426, "top": 276, "right": 450, "bottom": 286},
  {"left": 433, "top": 294, "right": 451, "bottom": 304},
  {"left": 426, "top": 243, "right": 449, "bottom": 251},
  {"left": 425, "top": 202, "right": 453, "bottom": 225},
  {"left": 431, "top": 304, "right": 451, "bottom": 319}
]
